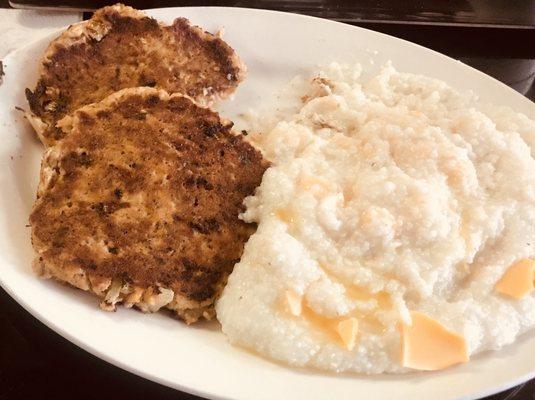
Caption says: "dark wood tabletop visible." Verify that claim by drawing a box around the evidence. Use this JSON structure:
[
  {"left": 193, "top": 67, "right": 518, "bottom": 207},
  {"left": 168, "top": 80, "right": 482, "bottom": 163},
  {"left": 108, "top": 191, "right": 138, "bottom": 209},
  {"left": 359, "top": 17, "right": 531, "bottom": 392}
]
[{"left": 0, "top": 1, "right": 534, "bottom": 399}]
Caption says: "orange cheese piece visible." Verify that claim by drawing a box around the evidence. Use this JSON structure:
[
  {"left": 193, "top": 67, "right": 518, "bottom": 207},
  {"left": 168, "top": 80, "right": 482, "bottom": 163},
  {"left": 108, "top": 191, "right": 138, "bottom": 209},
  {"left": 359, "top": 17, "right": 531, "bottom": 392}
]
[
  {"left": 285, "top": 290, "right": 302, "bottom": 316},
  {"left": 298, "top": 173, "right": 335, "bottom": 197},
  {"left": 336, "top": 318, "right": 359, "bottom": 351},
  {"left": 495, "top": 258, "right": 535, "bottom": 300},
  {"left": 401, "top": 311, "right": 468, "bottom": 371}
]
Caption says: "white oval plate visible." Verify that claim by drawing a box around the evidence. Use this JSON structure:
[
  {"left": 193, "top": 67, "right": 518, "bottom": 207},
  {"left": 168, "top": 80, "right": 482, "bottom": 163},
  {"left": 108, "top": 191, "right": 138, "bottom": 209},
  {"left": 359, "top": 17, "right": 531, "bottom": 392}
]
[{"left": 1, "top": 7, "right": 534, "bottom": 400}]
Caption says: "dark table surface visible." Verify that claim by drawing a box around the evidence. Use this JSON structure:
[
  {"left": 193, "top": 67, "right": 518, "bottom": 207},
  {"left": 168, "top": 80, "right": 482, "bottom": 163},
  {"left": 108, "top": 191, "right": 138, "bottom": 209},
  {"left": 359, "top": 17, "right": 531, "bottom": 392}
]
[{"left": 1, "top": 1, "right": 534, "bottom": 399}]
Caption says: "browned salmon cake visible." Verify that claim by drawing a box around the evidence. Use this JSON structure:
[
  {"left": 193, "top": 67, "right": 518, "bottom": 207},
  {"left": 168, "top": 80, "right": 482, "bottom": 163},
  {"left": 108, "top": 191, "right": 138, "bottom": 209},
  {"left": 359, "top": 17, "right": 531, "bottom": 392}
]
[
  {"left": 25, "top": 3, "right": 246, "bottom": 147},
  {"left": 30, "top": 87, "right": 268, "bottom": 323}
]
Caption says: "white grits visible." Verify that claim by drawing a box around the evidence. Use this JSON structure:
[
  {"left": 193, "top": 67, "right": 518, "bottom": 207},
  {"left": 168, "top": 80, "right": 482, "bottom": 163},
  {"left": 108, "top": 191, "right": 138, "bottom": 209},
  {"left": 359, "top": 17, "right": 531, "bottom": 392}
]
[{"left": 216, "top": 63, "right": 535, "bottom": 373}]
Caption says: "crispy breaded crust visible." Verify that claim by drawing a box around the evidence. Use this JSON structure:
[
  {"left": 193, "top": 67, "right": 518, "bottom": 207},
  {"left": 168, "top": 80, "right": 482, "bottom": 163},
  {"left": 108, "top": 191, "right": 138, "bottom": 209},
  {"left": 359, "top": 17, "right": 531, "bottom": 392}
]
[
  {"left": 30, "top": 87, "right": 268, "bottom": 323},
  {"left": 25, "top": 4, "right": 246, "bottom": 146}
]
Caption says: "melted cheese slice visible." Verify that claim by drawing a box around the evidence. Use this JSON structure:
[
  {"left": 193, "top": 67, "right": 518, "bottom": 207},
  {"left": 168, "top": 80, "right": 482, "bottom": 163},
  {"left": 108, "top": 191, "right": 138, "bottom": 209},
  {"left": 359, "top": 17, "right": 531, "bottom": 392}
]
[
  {"left": 495, "top": 258, "right": 535, "bottom": 300},
  {"left": 336, "top": 318, "right": 359, "bottom": 350},
  {"left": 298, "top": 172, "right": 335, "bottom": 197},
  {"left": 401, "top": 311, "right": 468, "bottom": 371},
  {"left": 285, "top": 290, "right": 302, "bottom": 316}
]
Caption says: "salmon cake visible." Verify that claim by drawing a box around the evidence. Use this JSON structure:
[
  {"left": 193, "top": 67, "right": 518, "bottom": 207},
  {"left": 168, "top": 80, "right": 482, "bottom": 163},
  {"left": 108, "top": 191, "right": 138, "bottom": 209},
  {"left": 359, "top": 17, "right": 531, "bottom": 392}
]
[
  {"left": 25, "top": 3, "right": 246, "bottom": 146},
  {"left": 30, "top": 87, "right": 268, "bottom": 323}
]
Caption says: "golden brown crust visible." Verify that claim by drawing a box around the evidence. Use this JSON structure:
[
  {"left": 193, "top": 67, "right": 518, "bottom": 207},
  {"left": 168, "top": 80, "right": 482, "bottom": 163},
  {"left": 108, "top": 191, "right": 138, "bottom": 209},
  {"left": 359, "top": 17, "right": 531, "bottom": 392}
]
[
  {"left": 25, "top": 4, "right": 246, "bottom": 146},
  {"left": 30, "top": 87, "right": 268, "bottom": 323}
]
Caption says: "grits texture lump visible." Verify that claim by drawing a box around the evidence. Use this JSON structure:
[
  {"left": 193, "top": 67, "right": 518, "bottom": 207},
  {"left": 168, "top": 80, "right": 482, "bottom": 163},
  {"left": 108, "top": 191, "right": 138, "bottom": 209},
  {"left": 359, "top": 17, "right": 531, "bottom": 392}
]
[{"left": 216, "top": 63, "right": 535, "bottom": 373}]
